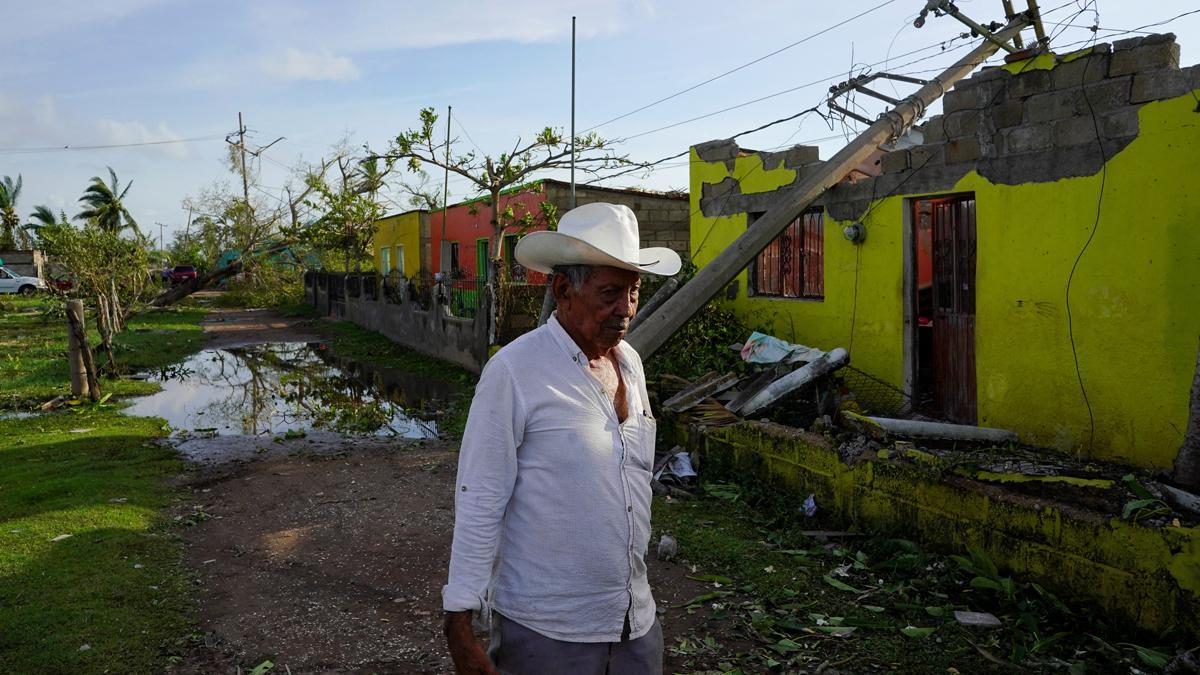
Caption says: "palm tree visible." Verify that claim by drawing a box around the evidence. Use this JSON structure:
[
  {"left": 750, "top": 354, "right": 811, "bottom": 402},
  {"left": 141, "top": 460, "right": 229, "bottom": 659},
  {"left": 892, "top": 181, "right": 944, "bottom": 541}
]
[
  {"left": 75, "top": 167, "right": 139, "bottom": 236},
  {"left": 22, "top": 204, "right": 61, "bottom": 248},
  {"left": 0, "top": 175, "right": 24, "bottom": 249},
  {"left": 28, "top": 205, "right": 58, "bottom": 228}
]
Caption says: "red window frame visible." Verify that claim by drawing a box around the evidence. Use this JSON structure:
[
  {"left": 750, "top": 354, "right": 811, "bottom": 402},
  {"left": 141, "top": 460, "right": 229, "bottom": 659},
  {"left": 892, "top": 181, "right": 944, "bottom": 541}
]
[{"left": 750, "top": 210, "right": 824, "bottom": 300}]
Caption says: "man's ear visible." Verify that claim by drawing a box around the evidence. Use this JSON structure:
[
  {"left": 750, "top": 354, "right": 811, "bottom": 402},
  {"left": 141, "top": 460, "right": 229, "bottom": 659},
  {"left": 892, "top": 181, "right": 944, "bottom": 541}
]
[{"left": 552, "top": 273, "right": 572, "bottom": 305}]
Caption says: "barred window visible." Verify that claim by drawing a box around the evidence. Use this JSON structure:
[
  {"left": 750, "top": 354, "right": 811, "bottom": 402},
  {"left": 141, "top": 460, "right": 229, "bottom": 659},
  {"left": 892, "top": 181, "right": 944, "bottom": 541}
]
[{"left": 750, "top": 210, "right": 824, "bottom": 300}]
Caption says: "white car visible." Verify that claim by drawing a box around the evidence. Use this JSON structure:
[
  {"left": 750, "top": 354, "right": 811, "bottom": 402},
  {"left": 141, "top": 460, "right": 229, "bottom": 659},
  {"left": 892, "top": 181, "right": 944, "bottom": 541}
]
[{"left": 0, "top": 266, "right": 46, "bottom": 295}]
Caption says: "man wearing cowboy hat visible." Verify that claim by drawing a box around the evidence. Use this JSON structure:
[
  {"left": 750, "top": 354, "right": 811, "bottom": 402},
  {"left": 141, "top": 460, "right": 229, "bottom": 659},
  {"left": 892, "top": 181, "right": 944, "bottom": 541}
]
[{"left": 442, "top": 202, "right": 680, "bottom": 674}]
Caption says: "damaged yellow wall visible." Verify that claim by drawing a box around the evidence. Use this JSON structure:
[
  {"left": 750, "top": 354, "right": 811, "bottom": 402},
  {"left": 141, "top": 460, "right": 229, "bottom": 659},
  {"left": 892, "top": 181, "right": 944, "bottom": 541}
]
[
  {"left": 690, "top": 91, "right": 1200, "bottom": 469},
  {"left": 683, "top": 421, "right": 1200, "bottom": 635}
]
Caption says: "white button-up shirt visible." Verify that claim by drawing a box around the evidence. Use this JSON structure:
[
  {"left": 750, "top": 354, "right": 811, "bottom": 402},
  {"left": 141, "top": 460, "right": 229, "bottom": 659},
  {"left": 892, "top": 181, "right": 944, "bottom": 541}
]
[{"left": 442, "top": 313, "right": 658, "bottom": 643}]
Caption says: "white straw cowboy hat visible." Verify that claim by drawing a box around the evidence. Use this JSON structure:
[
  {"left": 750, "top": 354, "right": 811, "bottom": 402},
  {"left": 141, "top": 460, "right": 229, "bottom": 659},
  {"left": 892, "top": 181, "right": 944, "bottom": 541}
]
[{"left": 514, "top": 202, "right": 682, "bottom": 277}]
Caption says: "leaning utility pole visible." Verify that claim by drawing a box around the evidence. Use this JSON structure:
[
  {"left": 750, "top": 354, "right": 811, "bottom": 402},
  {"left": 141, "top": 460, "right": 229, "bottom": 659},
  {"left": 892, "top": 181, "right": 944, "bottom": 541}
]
[{"left": 627, "top": 18, "right": 1029, "bottom": 358}]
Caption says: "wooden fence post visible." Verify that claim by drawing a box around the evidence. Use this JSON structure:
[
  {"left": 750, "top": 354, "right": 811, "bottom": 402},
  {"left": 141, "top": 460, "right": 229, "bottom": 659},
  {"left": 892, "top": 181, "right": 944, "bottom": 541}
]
[
  {"left": 96, "top": 294, "right": 117, "bottom": 372},
  {"left": 65, "top": 300, "right": 101, "bottom": 401}
]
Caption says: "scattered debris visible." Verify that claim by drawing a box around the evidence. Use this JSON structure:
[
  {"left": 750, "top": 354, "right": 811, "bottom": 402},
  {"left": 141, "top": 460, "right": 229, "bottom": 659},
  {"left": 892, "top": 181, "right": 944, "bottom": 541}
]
[
  {"left": 655, "top": 451, "right": 698, "bottom": 483},
  {"left": 663, "top": 372, "right": 740, "bottom": 413},
  {"left": 739, "top": 331, "right": 827, "bottom": 365},
  {"left": 802, "top": 494, "right": 818, "bottom": 518},
  {"left": 954, "top": 610, "right": 1002, "bottom": 628},
  {"left": 732, "top": 348, "right": 850, "bottom": 416},
  {"left": 40, "top": 395, "right": 67, "bottom": 411},
  {"left": 78, "top": 644, "right": 91, "bottom": 652},
  {"left": 50, "top": 534, "right": 73, "bottom": 542},
  {"left": 657, "top": 534, "right": 678, "bottom": 561},
  {"left": 1159, "top": 484, "right": 1200, "bottom": 518}
]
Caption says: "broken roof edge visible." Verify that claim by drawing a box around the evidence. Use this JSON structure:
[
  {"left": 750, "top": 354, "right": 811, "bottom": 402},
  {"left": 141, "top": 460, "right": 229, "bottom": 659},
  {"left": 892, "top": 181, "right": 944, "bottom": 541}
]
[{"left": 377, "top": 177, "right": 688, "bottom": 223}]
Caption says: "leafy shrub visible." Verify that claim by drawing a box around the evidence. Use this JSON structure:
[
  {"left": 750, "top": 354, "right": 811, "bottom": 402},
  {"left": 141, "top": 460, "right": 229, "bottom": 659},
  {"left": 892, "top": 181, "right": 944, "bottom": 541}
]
[
  {"left": 644, "top": 298, "right": 748, "bottom": 382},
  {"left": 214, "top": 266, "right": 305, "bottom": 308}
]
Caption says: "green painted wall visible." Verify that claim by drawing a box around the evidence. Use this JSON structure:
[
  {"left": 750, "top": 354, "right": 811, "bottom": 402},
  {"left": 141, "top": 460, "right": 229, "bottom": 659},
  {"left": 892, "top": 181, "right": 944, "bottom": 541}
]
[
  {"left": 691, "top": 91, "right": 1200, "bottom": 469},
  {"left": 372, "top": 211, "right": 423, "bottom": 276}
]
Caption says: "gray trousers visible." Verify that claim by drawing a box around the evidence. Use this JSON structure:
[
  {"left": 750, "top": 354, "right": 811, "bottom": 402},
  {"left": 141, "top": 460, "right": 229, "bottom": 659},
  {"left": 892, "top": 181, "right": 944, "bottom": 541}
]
[{"left": 489, "top": 613, "right": 663, "bottom": 675}]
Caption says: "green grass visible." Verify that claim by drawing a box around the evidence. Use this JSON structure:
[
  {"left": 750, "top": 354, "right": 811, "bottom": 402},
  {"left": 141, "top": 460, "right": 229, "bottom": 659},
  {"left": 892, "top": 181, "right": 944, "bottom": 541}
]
[
  {"left": 0, "top": 302, "right": 207, "bottom": 409},
  {"left": 0, "top": 298, "right": 209, "bottom": 673},
  {"left": 652, "top": 485, "right": 1177, "bottom": 673}
]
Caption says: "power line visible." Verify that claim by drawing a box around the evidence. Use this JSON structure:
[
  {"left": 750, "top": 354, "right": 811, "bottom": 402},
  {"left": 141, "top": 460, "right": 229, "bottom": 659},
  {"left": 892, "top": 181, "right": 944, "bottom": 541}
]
[
  {"left": 582, "top": 0, "right": 901, "bottom": 133},
  {"left": 0, "top": 134, "right": 226, "bottom": 155}
]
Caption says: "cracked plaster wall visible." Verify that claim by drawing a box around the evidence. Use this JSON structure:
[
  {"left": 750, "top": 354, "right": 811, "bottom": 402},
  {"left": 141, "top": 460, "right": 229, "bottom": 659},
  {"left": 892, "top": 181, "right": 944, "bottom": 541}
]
[{"left": 689, "top": 34, "right": 1200, "bottom": 469}]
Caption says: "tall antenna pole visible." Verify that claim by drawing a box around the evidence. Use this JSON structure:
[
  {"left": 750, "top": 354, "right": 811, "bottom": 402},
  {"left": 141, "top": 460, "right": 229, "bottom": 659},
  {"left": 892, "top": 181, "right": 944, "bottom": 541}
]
[
  {"left": 441, "top": 105, "right": 451, "bottom": 273},
  {"left": 570, "top": 16, "right": 577, "bottom": 209}
]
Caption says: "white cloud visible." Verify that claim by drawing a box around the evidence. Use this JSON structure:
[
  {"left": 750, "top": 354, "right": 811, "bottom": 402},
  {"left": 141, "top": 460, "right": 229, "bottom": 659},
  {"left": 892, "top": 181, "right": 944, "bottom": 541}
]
[
  {"left": 261, "top": 47, "right": 360, "bottom": 82},
  {"left": 96, "top": 119, "right": 192, "bottom": 160}
]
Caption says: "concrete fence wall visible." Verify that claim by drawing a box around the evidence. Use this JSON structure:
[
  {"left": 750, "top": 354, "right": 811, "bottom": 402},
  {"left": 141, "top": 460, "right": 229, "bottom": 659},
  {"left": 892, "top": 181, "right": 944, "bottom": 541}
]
[
  {"left": 305, "top": 271, "right": 491, "bottom": 374},
  {"left": 0, "top": 250, "right": 44, "bottom": 279}
]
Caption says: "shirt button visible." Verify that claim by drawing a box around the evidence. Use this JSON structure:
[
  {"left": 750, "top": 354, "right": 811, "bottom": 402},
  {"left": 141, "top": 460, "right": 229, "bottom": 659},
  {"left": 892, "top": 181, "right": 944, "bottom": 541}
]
[{"left": 627, "top": 506, "right": 633, "bottom": 512}]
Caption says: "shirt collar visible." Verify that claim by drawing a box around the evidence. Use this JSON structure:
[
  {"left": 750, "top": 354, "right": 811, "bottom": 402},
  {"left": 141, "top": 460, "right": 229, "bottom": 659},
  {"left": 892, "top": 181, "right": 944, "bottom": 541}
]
[{"left": 547, "top": 312, "right": 629, "bottom": 370}]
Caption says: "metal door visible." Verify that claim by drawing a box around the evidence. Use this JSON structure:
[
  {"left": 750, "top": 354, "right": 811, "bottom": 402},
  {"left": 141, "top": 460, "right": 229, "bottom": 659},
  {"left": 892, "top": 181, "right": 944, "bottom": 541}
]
[{"left": 928, "top": 196, "right": 977, "bottom": 424}]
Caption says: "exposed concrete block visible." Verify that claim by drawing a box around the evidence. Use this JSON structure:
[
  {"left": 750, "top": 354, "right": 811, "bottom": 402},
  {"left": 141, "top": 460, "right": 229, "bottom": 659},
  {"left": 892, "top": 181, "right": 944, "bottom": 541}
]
[
  {"left": 909, "top": 144, "right": 945, "bottom": 168},
  {"left": 880, "top": 149, "right": 910, "bottom": 174},
  {"left": 944, "top": 78, "right": 1005, "bottom": 114},
  {"left": 1026, "top": 88, "right": 1084, "bottom": 123},
  {"left": 1131, "top": 68, "right": 1192, "bottom": 103},
  {"left": 945, "top": 109, "right": 982, "bottom": 137},
  {"left": 701, "top": 177, "right": 738, "bottom": 200},
  {"left": 693, "top": 139, "right": 739, "bottom": 164},
  {"left": 964, "top": 66, "right": 1009, "bottom": 85},
  {"left": 990, "top": 99, "right": 1024, "bottom": 128},
  {"left": 1083, "top": 77, "right": 1133, "bottom": 113},
  {"left": 1007, "top": 69, "right": 1053, "bottom": 98},
  {"left": 1141, "top": 32, "right": 1178, "bottom": 46},
  {"left": 1112, "top": 35, "right": 1146, "bottom": 51},
  {"left": 1102, "top": 108, "right": 1140, "bottom": 139},
  {"left": 1052, "top": 116, "right": 1101, "bottom": 147},
  {"left": 946, "top": 136, "right": 982, "bottom": 164},
  {"left": 1109, "top": 41, "right": 1181, "bottom": 78},
  {"left": 921, "top": 117, "right": 947, "bottom": 143},
  {"left": 1004, "top": 123, "right": 1053, "bottom": 154},
  {"left": 1051, "top": 53, "right": 1111, "bottom": 90},
  {"left": 781, "top": 145, "right": 821, "bottom": 168}
]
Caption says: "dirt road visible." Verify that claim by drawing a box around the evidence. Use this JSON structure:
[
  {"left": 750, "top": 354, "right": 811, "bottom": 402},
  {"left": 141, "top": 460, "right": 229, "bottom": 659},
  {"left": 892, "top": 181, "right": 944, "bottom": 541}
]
[{"left": 171, "top": 310, "right": 722, "bottom": 674}]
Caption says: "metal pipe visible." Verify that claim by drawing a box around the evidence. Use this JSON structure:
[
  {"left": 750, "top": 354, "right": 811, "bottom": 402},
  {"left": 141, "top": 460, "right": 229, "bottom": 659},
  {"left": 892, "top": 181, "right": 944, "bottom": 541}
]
[
  {"left": 441, "top": 105, "right": 451, "bottom": 274},
  {"left": 942, "top": 3, "right": 1018, "bottom": 54},
  {"left": 1001, "top": 0, "right": 1025, "bottom": 49},
  {"left": 626, "top": 19, "right": 1027, "bottom": 359},
  {"left": 866, "top": 416, "right": 1019, "bottom": 443},
  {"left": 570, "top": 15, "right": 576, "bottom": 210},
  {"left": 1026, "top": 0, "right": 1048, "bottom": 46},
  {"left": 735, "top": 348, "right": 849, "bottom": 416}
]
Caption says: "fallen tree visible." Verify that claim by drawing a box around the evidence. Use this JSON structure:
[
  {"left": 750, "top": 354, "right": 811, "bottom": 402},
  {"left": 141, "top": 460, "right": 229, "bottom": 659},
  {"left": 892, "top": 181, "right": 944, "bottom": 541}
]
[{"left": 148, "top": 240, "right": 294, "bottom": 308}]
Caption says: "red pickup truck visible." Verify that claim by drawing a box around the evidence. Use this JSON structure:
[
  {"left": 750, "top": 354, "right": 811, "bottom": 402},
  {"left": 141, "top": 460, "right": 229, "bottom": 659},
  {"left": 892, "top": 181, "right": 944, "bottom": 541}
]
[{"left": 169, "top": 265, "right": 198, "bottom": 285}]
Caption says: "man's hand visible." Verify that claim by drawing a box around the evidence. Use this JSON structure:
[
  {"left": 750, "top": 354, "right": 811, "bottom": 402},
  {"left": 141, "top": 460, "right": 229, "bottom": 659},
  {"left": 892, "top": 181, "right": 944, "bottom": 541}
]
[{"left": 445, "top": 611, "right": 498, "bottom": 675}]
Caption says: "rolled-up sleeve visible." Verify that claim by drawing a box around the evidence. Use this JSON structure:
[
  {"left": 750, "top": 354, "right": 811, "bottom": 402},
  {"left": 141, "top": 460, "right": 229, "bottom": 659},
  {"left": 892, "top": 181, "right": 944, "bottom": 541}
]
[{"left": 442, "top": 357, "right": 524, "bottom": 612}]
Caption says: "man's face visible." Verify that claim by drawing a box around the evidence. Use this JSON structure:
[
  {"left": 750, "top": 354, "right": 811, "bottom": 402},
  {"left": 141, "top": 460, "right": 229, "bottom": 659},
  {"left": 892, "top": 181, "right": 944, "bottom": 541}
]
[{"left": 556, "top": 266, "right": 642, "bottom": 353}]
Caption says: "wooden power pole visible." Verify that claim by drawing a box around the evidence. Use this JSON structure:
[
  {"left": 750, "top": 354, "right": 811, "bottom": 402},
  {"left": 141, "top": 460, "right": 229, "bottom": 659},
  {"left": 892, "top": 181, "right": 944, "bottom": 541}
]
[{"left": 626, "top": 19, "right": 1028, "bottom": 359}]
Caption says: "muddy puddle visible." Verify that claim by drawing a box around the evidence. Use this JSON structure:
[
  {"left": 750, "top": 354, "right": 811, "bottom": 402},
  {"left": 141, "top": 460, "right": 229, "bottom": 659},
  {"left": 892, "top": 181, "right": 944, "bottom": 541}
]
[{"left": 124, "top": 342, "right": 448, "bottom": 441}]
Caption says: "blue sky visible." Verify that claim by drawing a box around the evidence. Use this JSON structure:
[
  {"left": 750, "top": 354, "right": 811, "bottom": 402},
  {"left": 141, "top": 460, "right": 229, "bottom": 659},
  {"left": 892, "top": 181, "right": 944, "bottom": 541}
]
[{"left": 2, "top": 0, "right": 1197, "bottom": 245}]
